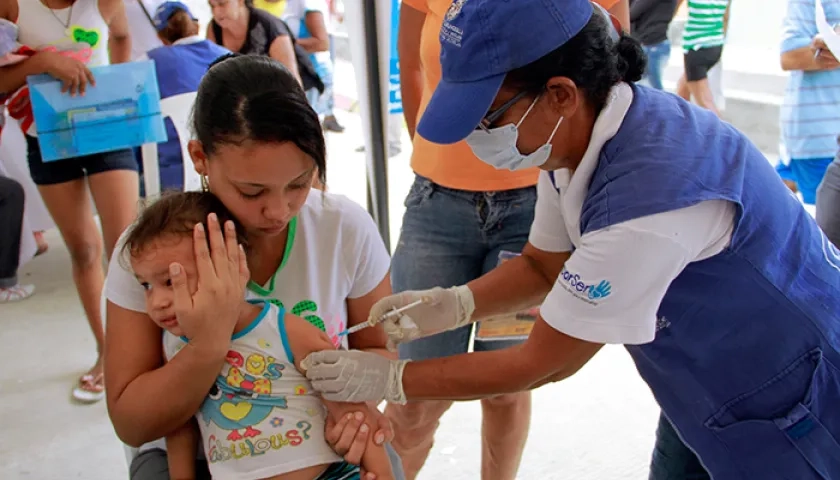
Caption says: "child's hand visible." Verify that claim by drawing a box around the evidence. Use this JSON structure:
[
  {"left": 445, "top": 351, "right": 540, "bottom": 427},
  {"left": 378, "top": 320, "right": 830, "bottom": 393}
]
[
  {"left": 171, "top": 214, "right": 250, "bottom": 353},
  {"left": 34, "top": 50, "right": 95, "bottom": 96}
]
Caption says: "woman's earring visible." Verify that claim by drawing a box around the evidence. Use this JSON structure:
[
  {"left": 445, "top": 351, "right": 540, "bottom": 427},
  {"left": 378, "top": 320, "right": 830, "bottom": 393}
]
[{"left": 201, "top": 175, "right": 209, "bottom": 192}]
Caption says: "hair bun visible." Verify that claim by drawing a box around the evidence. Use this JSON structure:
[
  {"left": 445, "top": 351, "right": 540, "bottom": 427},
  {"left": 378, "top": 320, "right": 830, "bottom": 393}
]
[{"left": 614, "top": 34, "right": 646, "bottom": 84}]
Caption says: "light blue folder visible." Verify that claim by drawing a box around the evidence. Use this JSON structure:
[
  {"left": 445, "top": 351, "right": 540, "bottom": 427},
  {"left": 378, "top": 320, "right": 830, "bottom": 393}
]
[{"left": 27, "top": 60, "right": 167, "bottom": 162}]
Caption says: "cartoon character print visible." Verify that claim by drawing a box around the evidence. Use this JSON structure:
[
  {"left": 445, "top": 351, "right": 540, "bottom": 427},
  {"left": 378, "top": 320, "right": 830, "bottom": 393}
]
[
  {"left": 200, "top": 381, "right": 288, "bottom": 441},
  {"left": 203, "top": 350, "right": 289, "bottom": 441}
]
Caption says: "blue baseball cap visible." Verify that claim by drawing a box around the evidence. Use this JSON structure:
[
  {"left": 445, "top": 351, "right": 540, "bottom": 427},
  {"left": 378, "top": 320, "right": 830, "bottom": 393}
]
[
  {"left": 416, "top": 0, "right": 595, "bottom": 145},
  {"left": 153, "top": 1, "right": 198, "bottom": 31}
]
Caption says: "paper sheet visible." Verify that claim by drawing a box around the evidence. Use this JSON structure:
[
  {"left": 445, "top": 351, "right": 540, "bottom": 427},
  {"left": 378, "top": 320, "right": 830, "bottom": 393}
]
[{"left": 816, "top": 0, "right": 840, "bottom": 60}]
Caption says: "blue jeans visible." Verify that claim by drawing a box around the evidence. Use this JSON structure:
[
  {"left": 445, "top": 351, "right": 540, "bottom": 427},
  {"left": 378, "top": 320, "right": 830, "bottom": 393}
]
[
  {"left": 649, "top": 413, "right": 711, "bottom": 480},
  {"left": 641, "top": 40, "right": 671, "bottom": 91},
  {"left": 392, "top": 175, "right": 537, "bottom": 360}
]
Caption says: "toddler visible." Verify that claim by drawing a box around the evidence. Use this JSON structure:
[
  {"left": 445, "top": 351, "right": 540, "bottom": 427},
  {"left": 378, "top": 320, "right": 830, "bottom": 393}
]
[{"left": 121, "top": 191, "right": 394, "bottom": 480}]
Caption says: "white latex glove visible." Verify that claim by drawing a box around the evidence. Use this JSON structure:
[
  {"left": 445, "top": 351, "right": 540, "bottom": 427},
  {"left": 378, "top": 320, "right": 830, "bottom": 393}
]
[
  {"left": 370, "top": 285, "right": 475, "bottom": 350},
  {"left": 301, "top": 350, "right": 410, "bottom": 404}
]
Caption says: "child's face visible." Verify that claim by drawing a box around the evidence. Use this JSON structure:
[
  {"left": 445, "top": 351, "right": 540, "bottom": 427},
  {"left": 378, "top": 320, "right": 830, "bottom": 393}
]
[{"left": 130, "top": 235, "right": 199, "bottom": 337}]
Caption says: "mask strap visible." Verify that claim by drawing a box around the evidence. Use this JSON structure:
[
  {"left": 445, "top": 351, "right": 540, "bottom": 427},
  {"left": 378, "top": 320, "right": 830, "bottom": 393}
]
[
  {"left": 546, "top": 115, "right": 564, "bottom": 144},
  {"left": 516, "top": 94, "right": 542, "bottom": 128}
]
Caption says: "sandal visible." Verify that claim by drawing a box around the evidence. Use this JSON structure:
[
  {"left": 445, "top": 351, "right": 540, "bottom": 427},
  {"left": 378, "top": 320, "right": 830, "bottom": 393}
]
[
  {"left": 0, "top": 284, "right": 35, "bottom": 303},
  {"left": 72, "top": 373, "right": 105, "bottom": 403}
]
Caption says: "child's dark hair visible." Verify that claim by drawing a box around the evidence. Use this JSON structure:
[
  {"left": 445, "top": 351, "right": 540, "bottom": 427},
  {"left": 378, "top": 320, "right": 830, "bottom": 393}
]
[
  {"left": 504, "top": 10, "right": 646, "bottom": 112},
  {"left": 193, "top": 53, "right": 327, "bottom": 187},
  {"left": 121, "top": 191, "right": 248, "bottom": 263}
]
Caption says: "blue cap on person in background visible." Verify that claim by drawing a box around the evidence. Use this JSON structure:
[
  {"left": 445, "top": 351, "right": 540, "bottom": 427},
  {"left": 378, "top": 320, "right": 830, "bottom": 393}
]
[
  {"left": 416, "top": 0, "right": 594, "bottom": 145},
  {"left": 153, "top": 1, "right": 198, "bottom": 31}
]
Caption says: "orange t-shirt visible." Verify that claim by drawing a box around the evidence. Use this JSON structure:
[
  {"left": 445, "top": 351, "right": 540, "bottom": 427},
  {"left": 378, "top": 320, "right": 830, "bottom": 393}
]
[{"left": 402, "top": 0, "right": 620, "bottom": 192}]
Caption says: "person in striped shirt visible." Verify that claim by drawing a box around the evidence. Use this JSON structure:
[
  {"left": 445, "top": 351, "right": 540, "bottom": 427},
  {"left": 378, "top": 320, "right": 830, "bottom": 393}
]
[
  {"left": 675, "top": 0, "right": 730, "bottom": 116},
  {"left": 777, "top": 0, "right": 840, "bottom": 206}
]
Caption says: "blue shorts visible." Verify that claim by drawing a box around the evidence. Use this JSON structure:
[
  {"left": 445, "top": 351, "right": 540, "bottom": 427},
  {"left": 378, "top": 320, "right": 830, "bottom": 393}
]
[
  {"left": 25, "top": 134, "right": 137, "bottom": 186},
  {"left": 776, "top": 157, "right": 833, "bottom": 205},
  {"left": 392, "top": 175, "right": 537, "bottom": 360}
]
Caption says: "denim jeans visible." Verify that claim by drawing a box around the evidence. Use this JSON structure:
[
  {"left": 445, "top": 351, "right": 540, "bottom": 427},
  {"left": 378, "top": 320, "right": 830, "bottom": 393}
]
[
  {"left": 392, "top": 175, "right": 537, "bottom": 360},
  {"left": 649, "top": 413, "right": 711, "bottom": 480},
  {"left": 641, "top": 40, "right": 671, "bottom": 91}
]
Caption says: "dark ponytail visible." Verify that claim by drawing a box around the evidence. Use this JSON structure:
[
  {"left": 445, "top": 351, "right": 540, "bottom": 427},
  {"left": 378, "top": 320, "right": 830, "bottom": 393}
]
[{"left": 505, "top": 9, "right": 647, "bottom": 110}]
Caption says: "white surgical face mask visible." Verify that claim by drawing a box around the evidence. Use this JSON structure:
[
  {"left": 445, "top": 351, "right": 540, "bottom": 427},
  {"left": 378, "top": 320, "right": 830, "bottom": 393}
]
[{"left": 466, "top": 94, "right": 564, "bottom": 171}]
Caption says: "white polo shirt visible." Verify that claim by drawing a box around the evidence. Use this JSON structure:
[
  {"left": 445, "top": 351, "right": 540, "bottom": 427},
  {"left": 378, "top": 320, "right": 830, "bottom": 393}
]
[{"left": 529, "top": 83, "right": 736, "bottom": 345}]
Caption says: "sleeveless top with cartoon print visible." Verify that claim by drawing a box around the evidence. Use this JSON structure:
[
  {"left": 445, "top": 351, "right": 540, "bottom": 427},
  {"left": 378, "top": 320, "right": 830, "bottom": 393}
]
[{"left": 163, "top": 301, "right": 342, "bottom": 480}]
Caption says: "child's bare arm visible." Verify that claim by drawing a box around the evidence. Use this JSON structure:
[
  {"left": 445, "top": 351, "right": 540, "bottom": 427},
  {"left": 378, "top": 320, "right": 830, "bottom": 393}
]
[
  {"left": 166, "top": 418, "right": 200, "bottom": 480},
  {"left": 285, "top": 313, "right": 395, "bottom": 480}
]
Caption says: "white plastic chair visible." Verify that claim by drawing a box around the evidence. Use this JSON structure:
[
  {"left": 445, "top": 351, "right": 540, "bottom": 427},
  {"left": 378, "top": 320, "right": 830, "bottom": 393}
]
[{"left": 141, "top": 92, "right": 201, "bottom": 197}]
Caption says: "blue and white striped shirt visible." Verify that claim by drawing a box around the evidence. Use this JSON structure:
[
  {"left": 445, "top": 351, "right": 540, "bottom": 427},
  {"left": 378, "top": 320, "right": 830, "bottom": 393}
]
[{"left": 780, "top": 0, "right": 840, "bottom": 161}]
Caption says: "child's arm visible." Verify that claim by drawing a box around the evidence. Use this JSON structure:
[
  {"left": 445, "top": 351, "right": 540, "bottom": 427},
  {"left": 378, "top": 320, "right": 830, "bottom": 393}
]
[
  {"left": 165, "top": 418, "right": 200, "bottom": 480},
  {"left": 286, "top": 314, "right": 395, "bottom": 480}
]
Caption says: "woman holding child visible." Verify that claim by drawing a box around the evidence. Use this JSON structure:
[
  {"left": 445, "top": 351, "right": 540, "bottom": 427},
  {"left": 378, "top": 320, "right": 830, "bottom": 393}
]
[{"left": 103, "top": 54, "right": 403, "bottom": 479}]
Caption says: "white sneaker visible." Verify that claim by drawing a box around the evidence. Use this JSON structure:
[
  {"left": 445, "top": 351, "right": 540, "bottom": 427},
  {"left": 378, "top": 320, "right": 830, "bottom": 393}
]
[{"left": 0, "top": 284, "right": 35, "bottom": 303}]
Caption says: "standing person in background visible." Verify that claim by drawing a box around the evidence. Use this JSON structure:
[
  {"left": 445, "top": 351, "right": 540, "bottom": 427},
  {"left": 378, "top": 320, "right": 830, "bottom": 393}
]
[
  {"left": 777, "top": 0, "right": 840, "bottom": 206},
  {"left": 137, "top": 1, "right": 229, "bottom": 192},
  {"left": 631, "top": 0, "right": 678, "bottom": 90},
  {"left": 384, "top": 2, "right": 627, "bottom": 480},
  {"left": 206, "top": 0, "right": 301, "bottom": 83},
  {"left": 0, "top": 175, "right": 34, "bottom": 303},
  {"left": 322, "top": 0, "right": 343, "bottom": 132},
  {"left": 675, "top": 0, "right": 729, "bottom": 116},
  {"left": 281, "top": 0, "right": 341, "bottom": 131},
  {"left": 0, "top": 0, "right": 138, "bottom": 404}
]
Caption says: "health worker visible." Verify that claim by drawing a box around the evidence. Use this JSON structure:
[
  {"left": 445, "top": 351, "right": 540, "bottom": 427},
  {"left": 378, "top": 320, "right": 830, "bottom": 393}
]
[{"left": 302, "top": 1, "right": 840, "bottom": 479}]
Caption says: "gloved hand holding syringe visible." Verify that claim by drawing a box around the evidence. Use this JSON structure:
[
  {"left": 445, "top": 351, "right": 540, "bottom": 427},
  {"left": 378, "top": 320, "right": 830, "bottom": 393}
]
[
  {"left": 335, "top": 286, "right": 476, "bottom": 351},
  {"left": 337, "top": 299, "right": 426, "bottom": 337}
]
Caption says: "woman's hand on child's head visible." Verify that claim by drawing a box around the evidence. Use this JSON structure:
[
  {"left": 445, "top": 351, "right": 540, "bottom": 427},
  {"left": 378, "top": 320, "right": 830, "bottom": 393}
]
[{"left": 170, "top": 214, "right": 250, "bottom": 353}]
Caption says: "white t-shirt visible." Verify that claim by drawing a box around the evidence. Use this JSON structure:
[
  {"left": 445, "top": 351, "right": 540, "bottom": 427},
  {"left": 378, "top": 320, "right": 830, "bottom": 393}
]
[
  {"left": 105, "top": 190, "right": 390, "bottom": 452},
  {"left": 529, "top": 83, "right": 736, "bottom": 346}
]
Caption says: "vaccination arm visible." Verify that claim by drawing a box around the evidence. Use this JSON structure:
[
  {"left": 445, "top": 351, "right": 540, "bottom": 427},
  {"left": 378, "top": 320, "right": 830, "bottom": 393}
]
[{"left": 288, "top": 313, "right": 395, "bottom": 479}]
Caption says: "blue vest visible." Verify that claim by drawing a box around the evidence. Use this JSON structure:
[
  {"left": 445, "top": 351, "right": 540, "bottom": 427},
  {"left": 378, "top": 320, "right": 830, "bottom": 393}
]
[
  {"left": 580, "top": 85, "right": 840, "bottom": 479},
  {"left": 146, "top": 40, "right": 229, "bottom": 191}
]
